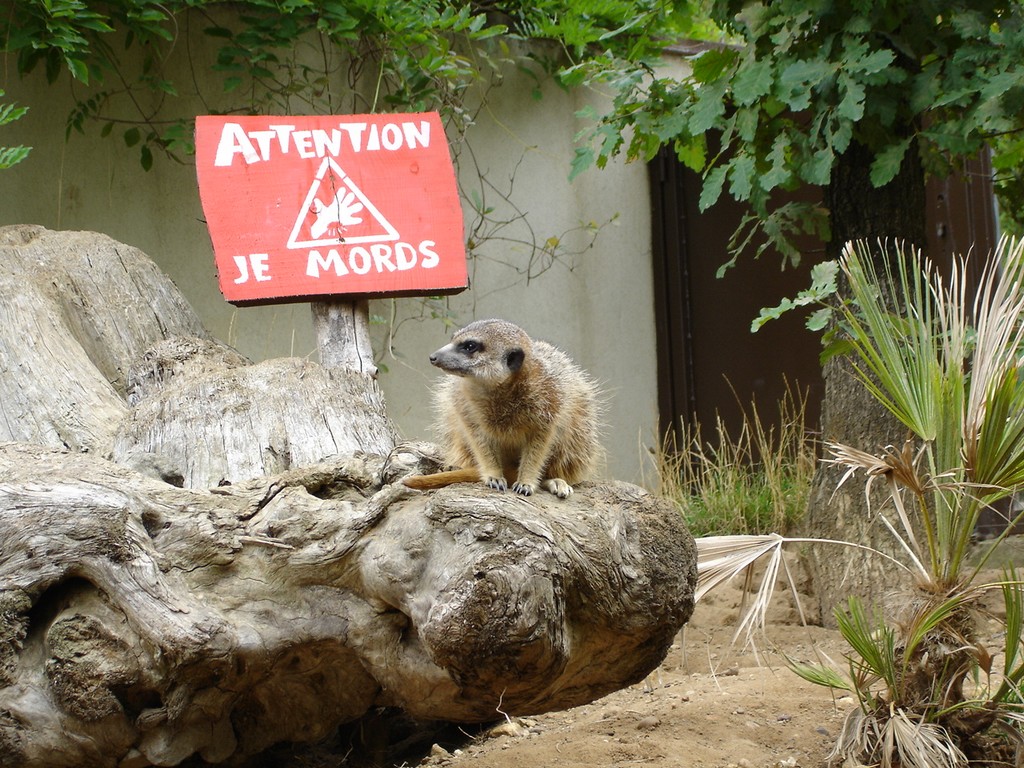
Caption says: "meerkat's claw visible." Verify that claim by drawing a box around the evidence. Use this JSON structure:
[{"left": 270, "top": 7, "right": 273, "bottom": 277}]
[
  {"left": 511, "top": 481, "right": 535, "bottom": 496},
  {"left": 485, "top": 476, "right": 508, "bottom": 492}
]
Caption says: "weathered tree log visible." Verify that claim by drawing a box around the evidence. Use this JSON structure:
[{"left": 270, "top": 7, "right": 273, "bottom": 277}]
[
  {"left": 0, "top": 227, "right": 697, "bottom": 766},
  {"left": 0, "top": 225, "right": 398, "bottom": 488},
  {"left": 0, "top": 442, "right": 695, "bottom": 767},
  {"left": 112, "top": 336, "right": 398, "bottom": 488},
  {"left": 0, "top": 225, "right": 208, "bottom": 454}
]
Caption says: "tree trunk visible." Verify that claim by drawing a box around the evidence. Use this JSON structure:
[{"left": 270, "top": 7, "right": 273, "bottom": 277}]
[
  {"left": 311, "top": 299, "right": 378, "bottom": 377},
  {"left": 0, "top": 225, "right": 697, "bottom": 765},
  {"left": 802, "top": 139, "right": 928, "bottom": 623}
]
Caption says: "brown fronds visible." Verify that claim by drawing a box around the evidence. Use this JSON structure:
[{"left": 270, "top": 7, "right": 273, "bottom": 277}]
[{"left": 826, "top": 439, "right": 927, "bottom": 498}]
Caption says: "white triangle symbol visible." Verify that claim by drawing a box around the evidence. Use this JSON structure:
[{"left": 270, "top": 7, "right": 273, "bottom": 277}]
[{"left": 286, "top": 158, "right": 400, "bottom": 249}]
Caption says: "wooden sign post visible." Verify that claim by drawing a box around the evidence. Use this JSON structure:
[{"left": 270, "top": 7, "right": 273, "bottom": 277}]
[{"left": 195, "top": 113, "right": 467, "bottom": 373}]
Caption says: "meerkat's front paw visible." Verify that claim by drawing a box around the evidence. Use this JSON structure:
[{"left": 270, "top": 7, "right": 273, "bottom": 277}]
[
  {"left": 542, "top": 478, "right": 573, "bottom": 498},
  {"left": 483, "top": 475, "right": 508, "bottom": 492},
  {"left": 511, "top": 481, "right": 535, "bottom": 496}
]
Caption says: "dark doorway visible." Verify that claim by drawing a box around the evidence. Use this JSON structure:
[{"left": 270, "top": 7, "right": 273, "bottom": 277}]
[
  {"left": 649, "top": 148, "right": 998, "bottom": 446},
  {"left": 648, "top": 149, "right": 825, "bottom": 446}
]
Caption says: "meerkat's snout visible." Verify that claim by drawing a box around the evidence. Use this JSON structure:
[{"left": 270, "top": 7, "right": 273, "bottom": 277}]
[{"left": 428, "top": 344, "right": 463, "bottom": 375}]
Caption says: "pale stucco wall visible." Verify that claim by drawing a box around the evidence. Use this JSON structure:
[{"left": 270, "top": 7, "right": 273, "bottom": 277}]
[{"left": 0, "top": 51, "right": 661, "bottom": 483}]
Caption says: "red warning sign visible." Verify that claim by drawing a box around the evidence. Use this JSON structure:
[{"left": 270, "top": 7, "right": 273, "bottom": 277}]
[{"left": 195, "top": 113, "right": 467, "bottom": 305}]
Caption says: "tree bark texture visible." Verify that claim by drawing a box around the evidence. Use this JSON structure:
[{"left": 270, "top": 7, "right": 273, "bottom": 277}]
[
  {"left": 0, "top": 443, "right": 694, "bottom": 767},
  {"left": 112, "top": 336, "right": 398, "bottom": 488},
  {"left": 802, "top": 140, "right": 928, "bottom": 623},
  {"left": 0, "top": 225, "right": 208, "bottom": 454},
  {"left": 0, "top": 226, "right": 697, "bottom": 765}
]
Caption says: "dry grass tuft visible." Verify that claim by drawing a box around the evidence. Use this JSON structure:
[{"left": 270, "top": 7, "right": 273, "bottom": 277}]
[{"left": 654, "top": 386, "right": 817, "bottom": 537}]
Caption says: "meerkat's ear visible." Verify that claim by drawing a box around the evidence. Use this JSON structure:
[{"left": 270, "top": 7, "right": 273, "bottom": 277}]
[{"left": 505, "top": 348, "right": 525, "bottom": 372}]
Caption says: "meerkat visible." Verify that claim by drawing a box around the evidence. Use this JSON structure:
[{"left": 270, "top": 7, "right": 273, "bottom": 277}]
[{"left": 403, "top": 319, "right": 601, "bottom": 498}]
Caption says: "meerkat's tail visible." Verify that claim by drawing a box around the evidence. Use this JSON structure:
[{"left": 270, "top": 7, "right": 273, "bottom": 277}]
[
  {"left": 402, "top": 462, "right": 519, "bottom": 491},
  {"left": 402, "top": 467, "right": 480, "bottom": 490}
]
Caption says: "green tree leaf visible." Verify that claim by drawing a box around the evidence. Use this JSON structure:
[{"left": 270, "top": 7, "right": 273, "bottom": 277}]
[
  {"left": 869, "top": 137, "right": 911, "bottom": 188},
  {"left": 732, "top": 58, "right": 773, "bottom": 105},
  {"left": 837, "top": 73, "right": 866, "bottom": 121},
  {"left": 779, "top": 59, "right": 832, "bottom": 110},
  {"left": 688, "top": 79, "right": 728, "bottom": 134},
  {"left": 729, "top": 153, "right": 755, "bottom": 201},
  {"left": 802, "top": 147, "right": 834, "bottom": 186},
  {"left": 675, "top": 137, "right": 706, "bottom": 172},
  {"left": 569, "top": 146, "right": 596, "bottom": 181},
  {"left": 691, "top": 47, "right": 736, "bottom": 85},
  {"left": 751, "top": 260, "right": 839, "bottom": 331},
  {"left": 0, "top": 89, "right": 31, "bottom": 169},
  {"left": 760, "top": 133, "right": 791, "bottom": 192},
  {"left": 700, "top": 164, "right": 729, "bottom": 211},
  {"left": 852, "top": 48, "right": 894, "bottom": 76}
]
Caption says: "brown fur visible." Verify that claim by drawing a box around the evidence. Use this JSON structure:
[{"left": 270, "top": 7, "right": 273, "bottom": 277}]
[{"left": 403, "top": 319, "right": 601, "bottom": 498}]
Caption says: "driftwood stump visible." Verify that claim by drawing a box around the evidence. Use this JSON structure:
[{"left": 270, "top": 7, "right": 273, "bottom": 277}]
[{"left": 0, "top": 226, "right": 697, "bottom": 766}]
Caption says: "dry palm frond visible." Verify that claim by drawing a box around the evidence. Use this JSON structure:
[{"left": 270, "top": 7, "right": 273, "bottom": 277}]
[
  {"left": 831, "top": 707, "right": 878, "bottom": 766},
  {"left": 883, "top": 707, "right": 967, "bottom": 768},
  {"left": 826, "top": 440, "right": 928, "bottom": 502},
  {"left": 964, "top": 239, "right": 1024, "bottom": 458},
  {"left": 825, "top": 440, "right": 930, "bottom": 579},
  {"left": 695, "top": 533, "right": 785, "bottom": 603},
  {"left": 695, "top": 534, "right": 792, "bottom": 648},
  {"left": 999, "top": 710, "right": 1024, "bottom": 728},
  {"left": 695, "top": 534, "right": 911, "bottom": 648},
  {"left": 833, "top": 707, "right": 968, "bottom": 768},
  {"left": 949, "top": 239, "right": 1024, "bottom": 577}
]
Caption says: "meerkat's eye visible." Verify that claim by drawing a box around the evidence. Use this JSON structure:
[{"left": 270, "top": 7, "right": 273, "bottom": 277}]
[{"left": 458, "top": 340, "right": 482, "bottom": 354}]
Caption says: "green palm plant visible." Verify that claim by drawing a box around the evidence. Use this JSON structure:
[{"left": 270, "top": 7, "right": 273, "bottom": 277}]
[
  {"left": 693, "top": 238, "right": 1024, "bottom": 767},
  {"left": 791, "top": 239, "right": 1024, "bottom": 766}
]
